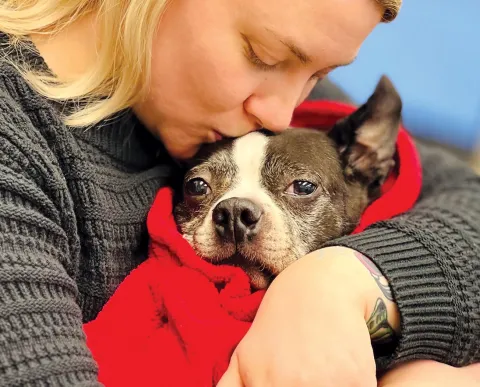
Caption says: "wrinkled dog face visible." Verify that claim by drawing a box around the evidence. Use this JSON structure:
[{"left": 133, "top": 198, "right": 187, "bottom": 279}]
[
  {"left": 174, "top": 76, "right": 402, "bottom": 289},
  {"left": 174, "top": 130, "right": 354, "bottom": 289}
]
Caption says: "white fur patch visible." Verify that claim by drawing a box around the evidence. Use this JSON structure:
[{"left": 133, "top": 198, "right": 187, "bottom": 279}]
[
  {"left": 192, "top": 131, "right": 304, "bottom": 271},
  {"left": 214, "top": 132, "right": 269, "bottom": 205}
]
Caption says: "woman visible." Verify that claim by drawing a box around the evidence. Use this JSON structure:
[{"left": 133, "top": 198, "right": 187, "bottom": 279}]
[{"left": 0, "top": 0, "right": 478, "bottom": 386}]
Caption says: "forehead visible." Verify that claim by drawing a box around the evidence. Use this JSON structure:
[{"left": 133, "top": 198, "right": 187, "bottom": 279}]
[
  {"left": 190, "top": 129, "right": 341, "bottom": 184},
  {"left": 263, "top": 129, "right": 343, "bottom": 187},
  {"left": 190, "top": 132, "right": 269, "bottom": 179},
  {"left": 233, "top": 0, "right": 382, "bottom": 67}
]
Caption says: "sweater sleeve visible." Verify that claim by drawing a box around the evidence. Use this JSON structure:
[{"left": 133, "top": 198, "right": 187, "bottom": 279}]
[
  {"left": 324, "top": 141, "right": 480, "bottom": 370},
  {"left": 0, "top": 94, "right": 100, "bottom": 385}
]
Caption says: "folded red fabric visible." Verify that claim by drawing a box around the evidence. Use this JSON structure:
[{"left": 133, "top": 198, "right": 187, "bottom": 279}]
[{"left": 83, "top": 100, "right": 423, "bottom": 387}]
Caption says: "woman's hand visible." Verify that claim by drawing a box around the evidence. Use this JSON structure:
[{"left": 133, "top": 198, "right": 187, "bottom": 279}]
[
  {"left": 217, "top": 246, "right": 400, "bottom": 386},
  {"left": 378, "top": 360, "right": 480, "bottom": 387}
]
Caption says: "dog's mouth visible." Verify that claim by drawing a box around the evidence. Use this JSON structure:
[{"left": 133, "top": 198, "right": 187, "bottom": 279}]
[{"left": 219, "top": 253, "right": 275, "bottom": 290}]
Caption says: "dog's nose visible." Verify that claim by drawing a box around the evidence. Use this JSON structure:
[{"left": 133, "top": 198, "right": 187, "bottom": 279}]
[{"left": 212, "top": 198, "right": 263, "bottom": 243}]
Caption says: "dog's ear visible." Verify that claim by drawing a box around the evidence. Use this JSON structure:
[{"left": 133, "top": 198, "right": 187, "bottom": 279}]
[{"left": 328, "top": 75, "right": 402, "bottom": 191}]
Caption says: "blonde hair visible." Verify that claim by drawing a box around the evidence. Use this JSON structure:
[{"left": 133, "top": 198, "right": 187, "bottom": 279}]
[{"left": 0, "top": 0, "right": 401, "bottom": 128}]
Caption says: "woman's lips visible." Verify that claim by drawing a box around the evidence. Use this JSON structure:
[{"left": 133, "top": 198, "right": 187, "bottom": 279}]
[
  {"left": 206, "top": 123, "right": 261, "bottom": 144},
  {"left": 207, "top": 129, "right": 224, "bottom": 143},
  {"left": 213, "top": 130, "right": 223, "bottom": 141}
]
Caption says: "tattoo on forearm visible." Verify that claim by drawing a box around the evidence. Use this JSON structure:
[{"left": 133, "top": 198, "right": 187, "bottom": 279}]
[
  {"left": 367, "top": 298, "right": 396, "bottom": 343},
  {"left": 354, "top": 251, "right": 394, "bottom": 302},
  {"left": 366, "top": 298, "right": 397, "bottom": 356}
]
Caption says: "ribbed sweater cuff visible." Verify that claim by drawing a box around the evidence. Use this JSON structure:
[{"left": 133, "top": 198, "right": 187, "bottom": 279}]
[{"left": 323, "top": 225, "right": 457, "bottom": 371}]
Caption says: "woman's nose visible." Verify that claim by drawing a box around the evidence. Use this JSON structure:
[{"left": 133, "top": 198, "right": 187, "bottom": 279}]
[{"left": 244, "top": 92, "right": 300, "bottom": 132}]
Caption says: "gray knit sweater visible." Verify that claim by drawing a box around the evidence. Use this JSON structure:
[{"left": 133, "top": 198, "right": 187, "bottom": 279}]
[{"left": 0, "top": 36, "right": 478, "bottom": 386}]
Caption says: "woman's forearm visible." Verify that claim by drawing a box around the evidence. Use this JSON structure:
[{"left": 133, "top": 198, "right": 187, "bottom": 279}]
[
  {"left": 378, "top": 360, "right": 480, "bottom": 387},
  {"left": 323, "top": 142, "right": 480, "bottom": 370},
  {"left": 353, "top": 252, "right": 400, "bottom": 358}
]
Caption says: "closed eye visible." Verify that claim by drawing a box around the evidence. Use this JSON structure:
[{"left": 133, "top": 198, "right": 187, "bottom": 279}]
[{"left": 242, "top": 35, "right": 278, "bottom": 71}]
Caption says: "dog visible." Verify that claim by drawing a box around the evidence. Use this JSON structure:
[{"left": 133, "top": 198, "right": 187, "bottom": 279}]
[{"left": 173, "top": 76, "right": 402, "bottom": 290}]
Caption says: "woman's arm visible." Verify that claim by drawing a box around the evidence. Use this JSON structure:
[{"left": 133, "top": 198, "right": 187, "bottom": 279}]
[
  {"left": 310, "top": 77, "right": 480, "bottom": 369},
  {"left": 324, "top": 141, "right": 480, "bottom": 370},
  {"left": 0, "top": 93, "right": 100, "bottom": 386},
  {"left": 378, "top": 360, "right": 480, "bottom": 386}
]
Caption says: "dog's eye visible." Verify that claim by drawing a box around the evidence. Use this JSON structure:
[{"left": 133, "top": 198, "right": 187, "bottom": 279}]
[
  {"left": 185, "top": 178, "right": 211, "bottom": 196},
  {"left": 286, "top": 180, "right": 317, "bottom": 196}
]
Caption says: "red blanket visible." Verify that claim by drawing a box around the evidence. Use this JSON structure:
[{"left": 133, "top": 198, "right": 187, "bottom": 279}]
[{"left": 83, "top": 100, "right": 422, "bottom": 387}]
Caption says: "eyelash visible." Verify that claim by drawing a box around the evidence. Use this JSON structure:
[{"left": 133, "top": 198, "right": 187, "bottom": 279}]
[
  {"left": 244, "top": 40, "right": 278, "bottom": 71},
  {"left": 243, "top": 37, "right": 325, "bottom": 81},
  {"left": 310, "top": 73, "right": 324, "bottom": 82}
]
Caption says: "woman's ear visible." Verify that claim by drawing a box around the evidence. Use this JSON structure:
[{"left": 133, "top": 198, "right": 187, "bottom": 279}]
[{"left": 328, "top": 75, "right": 402, "bottom": 187}]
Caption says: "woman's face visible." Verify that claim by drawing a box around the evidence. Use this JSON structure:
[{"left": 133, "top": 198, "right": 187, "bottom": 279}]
[{"left": 134, "top": 0, "right": 383, "bottom": 159}]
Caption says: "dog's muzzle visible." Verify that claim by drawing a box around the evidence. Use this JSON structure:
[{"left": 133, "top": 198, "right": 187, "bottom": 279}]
[{"left": 212, "top": 198, "right": 263, "bottom": 243}]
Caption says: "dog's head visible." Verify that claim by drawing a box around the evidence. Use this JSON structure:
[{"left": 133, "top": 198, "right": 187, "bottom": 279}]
[{"left": 174, "top": 76, "right": 402, "bottom": 289}]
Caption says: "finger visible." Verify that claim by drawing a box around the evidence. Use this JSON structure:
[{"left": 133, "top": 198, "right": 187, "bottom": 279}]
[{"left": 216, "top": 354, "right": 244, "bottom": 387}]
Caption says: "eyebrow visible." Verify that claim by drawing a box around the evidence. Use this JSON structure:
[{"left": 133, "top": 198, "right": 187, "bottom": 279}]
[{"left": 264, "top": 27, "right": 357, "bottom": 70}]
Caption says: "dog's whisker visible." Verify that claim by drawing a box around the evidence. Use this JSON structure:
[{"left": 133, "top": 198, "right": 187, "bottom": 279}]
[{"left": 194, "top": 231, "right": 215, "bottom": 239}]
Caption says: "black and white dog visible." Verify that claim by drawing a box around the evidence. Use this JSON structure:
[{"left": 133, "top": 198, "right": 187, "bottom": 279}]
[{"left": 174, "top": 76, "right": 402, "bottom": 289}]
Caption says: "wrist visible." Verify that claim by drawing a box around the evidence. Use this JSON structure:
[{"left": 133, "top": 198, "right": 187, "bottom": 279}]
[
  {"left": 298, "top": 247, "right": 401, "bottom": 353},
  {"left": 290, "top": 247, "right": 381, "bottom": 316},
  {"left": 350, "top": 250, "right": 400, "bottom": 333}
]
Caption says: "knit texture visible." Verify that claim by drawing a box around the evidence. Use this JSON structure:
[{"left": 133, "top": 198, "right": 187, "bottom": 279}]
[
  {"left": 312, "top": 79, "right": 480, "bottom": 370},
  {"left": 81, "top": 102, "right": 421, "bottom": 387},
  {"left": 0, "top": 34, "right": 479, "bottom": 386},
  {"left": 324, "top": 144, "right": 480, "bottom": 370},
  {"left": 0, "top": 35, "right": 174, "bottom": 386}
]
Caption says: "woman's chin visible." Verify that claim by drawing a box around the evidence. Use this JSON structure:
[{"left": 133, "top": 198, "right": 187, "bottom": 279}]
[{"left": 162, "top": 139, "right": 201, "bottom": 160}]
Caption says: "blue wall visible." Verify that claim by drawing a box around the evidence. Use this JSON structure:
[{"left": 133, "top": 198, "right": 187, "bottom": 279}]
[{"left": 329, "top": 1, "right": 480, "bottom": 151}]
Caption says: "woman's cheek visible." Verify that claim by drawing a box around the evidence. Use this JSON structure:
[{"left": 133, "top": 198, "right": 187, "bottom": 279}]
[
  {"left": 297, "top": 79, "right": 318, "bottom": 106},
  {"left": 203, "top": 60, "right": 262, "bottom": 109}
]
